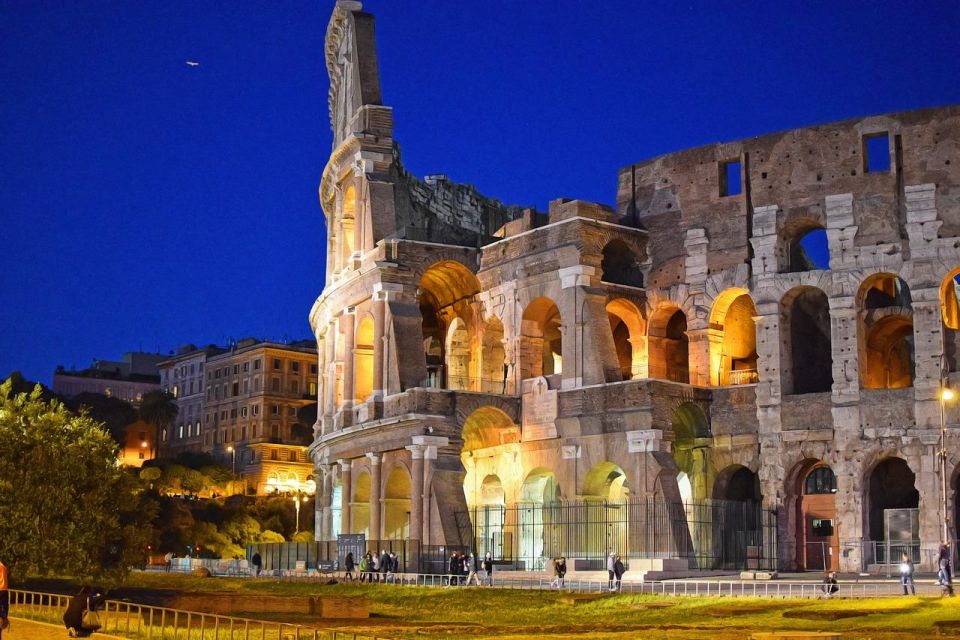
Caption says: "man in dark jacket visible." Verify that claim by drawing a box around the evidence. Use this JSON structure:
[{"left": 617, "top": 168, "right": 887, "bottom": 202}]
[
  {"left": 250, "top": 552, "right": 262, "bottom": 577},
  {"left": 483, "top": 552, "right": 494, "bottom": 586},
  {"left": 380, "top": 551, "right": 389, "bottom": 582},
  {"left": 447, "top": 551, "right": 459, "bottom": 586}
]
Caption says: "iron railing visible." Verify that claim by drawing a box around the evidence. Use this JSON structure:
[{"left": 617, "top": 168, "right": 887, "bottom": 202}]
[
  {"left": 456, "top": 498, "right": 777, "bottom": 571},
  {"left": 8, "top": 589, "right": 393, "bottom": 639}
]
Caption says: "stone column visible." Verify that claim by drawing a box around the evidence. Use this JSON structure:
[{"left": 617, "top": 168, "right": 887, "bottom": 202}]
[
  {"left": 367, "top": 452, "right": 382, "bottom": 542},
  {"left": 558, "top": 265, "right": 619, "bottom": 388},
  {"left": 372, "top": 296, "right": 386, "bottom": 397},
  {"left": 338, "top": 459, "right": 352, "bottom": 534},
  {"left": 406, "top": 444, "right": 425, "bottom": 542},
  {"left": 412, "top": 436, "right": 448, "bottom": 545},
  {"left": 829, "top": 296, "right": 860, "bottom": 433},
  {"left": 904, "top": 184, "right": 941, "bottom": 260},
  {"left": 318, "top": 463, "right": 332, "bottom": 540},
  {"left": 686, "top": 327, "right": 713, "bottom": 387},
  {"left": 341, "top": 309, "right": 356, "bottom": 408},
  {"left": 912, "top": 288, "right": 945, "bottom": 429},
  {"left": 825, "top": 194, "right": 858, "bottom": 271}
]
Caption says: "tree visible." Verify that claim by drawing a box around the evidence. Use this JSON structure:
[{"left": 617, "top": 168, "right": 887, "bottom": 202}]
[
  {"left": 0, "top": 378, "right": 125, "bottom": 579},
  {"left": 67, "top": 393, "right": 138, "bottom": 445},
  {"left": 139, "top": 390, "right": 178, "bottom": 458}
]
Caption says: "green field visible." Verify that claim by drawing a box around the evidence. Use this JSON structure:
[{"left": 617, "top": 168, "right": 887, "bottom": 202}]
[{"left": 22, "top": 574, "right": 960, "bottom": 639}]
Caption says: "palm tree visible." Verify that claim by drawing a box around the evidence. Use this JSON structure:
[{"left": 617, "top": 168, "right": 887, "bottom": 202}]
[{"left": 139, "top": 389, "right": 178, "bottom": 460}]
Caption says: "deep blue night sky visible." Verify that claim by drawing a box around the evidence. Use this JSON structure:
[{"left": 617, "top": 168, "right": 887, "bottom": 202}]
[{"left": 2, "top": 1, "right": 959, "bottom": 384}]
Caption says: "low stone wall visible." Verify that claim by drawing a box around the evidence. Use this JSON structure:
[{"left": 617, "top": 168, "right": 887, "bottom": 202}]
[{"left": 165, "top": 593, "right": 369, "bottom": 619}]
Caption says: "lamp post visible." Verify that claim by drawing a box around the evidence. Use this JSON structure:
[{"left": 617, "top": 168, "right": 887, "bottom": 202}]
[
  {"left": 226, "top": 446, "right": 236, "bottom": 494},
  {"left": 293, "top": 491, "right": 310, "bottom": 534},
  {"left": 940, "top": 386, "right": 955, "bottom": 545}
]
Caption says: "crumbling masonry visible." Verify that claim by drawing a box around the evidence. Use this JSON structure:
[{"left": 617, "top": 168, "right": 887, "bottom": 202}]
[{"left": 309, "top": 1, "right": 960, "bottom": 574}]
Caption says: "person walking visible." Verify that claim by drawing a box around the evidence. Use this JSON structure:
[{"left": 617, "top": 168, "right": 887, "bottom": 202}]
[
  {"left": 606, "top": 552, "right": 616, "bottom": 591},
  {"left": 899, "top": 551, "right": 916, "bottom": 596},
  {"left": 557, "top": 557, "right": 567, "bottom": 588},
  {"left": 380, "top": 551, "right": 389, "bottom": 583},
  {"left": 613, "top": 555, "right": 625, "bottom": 592},
  {"left": 371, "top": 552, "right": 380, "bottom": 583},
  {"left": 344, "top": 552, "right": 355, "bottom": 582},
  {"left": 938, "top": 543, "right": 954, "bottom": 596},
  {"left": 550, "top": 557, "right": 561, "bottom": 588},
  {"left": 0, "top": 559, "right": 9, "bottom": 640},
  {"left": 250, "top": 552, "right": 262, "bottom": 578},
  {"left": 466, "top": 552, "right": 481, "bottom": 586},
  {"left": 483, "top": 552, "right": 494, "bottom": 586},
  {"left": 164, "top": 551, "right": 173, "bottom": 573},
  {"left": 359, "top": 553, "right": 369, "bottom": 583},
  {"left": 447, "top": 551, "right": 459, "bottom": 587},
  {"left": 386, "top": 552, "right": 398, "bottom": 583}
]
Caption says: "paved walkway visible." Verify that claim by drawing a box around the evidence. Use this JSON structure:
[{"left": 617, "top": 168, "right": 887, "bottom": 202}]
[{"left": 4, "top": 618, "right": 122, "bottom": 639}]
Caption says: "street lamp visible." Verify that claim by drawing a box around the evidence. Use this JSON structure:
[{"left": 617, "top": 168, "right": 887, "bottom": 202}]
[
  {"left": 226, "top": 446, "right": 236, "bottom": 494},
  {"left": 293, "top": 491, "right": 310, "bottom": 534},
  {"left": 940, "top": 386, "right": 956, "bottom": 545}
]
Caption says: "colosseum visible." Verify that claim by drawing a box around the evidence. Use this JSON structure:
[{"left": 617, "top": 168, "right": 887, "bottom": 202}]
[{"left": 308, "top": 1, "right": 960, "bottom": 576}]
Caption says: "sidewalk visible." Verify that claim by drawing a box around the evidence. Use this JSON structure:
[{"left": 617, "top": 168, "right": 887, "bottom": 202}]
[{"left": 5, "top": 617, "right": 122, "bottom": 639}]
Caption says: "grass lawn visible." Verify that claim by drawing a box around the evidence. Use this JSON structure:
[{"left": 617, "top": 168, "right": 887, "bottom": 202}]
[{"left": 23, "top": 574, "right": 960, "bottom": 639}]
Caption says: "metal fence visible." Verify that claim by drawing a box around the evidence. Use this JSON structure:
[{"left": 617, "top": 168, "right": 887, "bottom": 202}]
[
  {"left": 247, "top": 540, "right": 415, "bottom": 574},
  {"left": 8, "top": 589, "right": 392, "bottom": 639},
  {"left": 456, "top": 497, "right": 777, "bottom": 571}
]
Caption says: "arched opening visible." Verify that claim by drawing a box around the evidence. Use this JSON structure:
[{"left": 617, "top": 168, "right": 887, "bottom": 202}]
[
  {"left": 460, "top": 406, "right": 520, "bottom": 455},
  {"left": 340, "top": 185, "right": 357, "bottom": 269},
  {"left": 479, "top": 316, "right": 507, "bottom": 393},
  {"left": 866, "top": 458, "right": 919, "bottom": 562},
  {"left": 445, "top": 317, "right": 471, "bottom": 391},
  {"left": 470, "top": 474, "right": 506, "bottom": 562},
  {"left": 354, "top": 315, "right": 375, "bottom": 403},
  {"left": 520, "top": 297, "right": 562, "bottom": 380},
  {"left": 582, "top": 462, "right": 629, "bottom": 502},
  {"left": 350, "top": 471, "right": 371, "bottom": 536},
  {"left": 649, "top": 306, "right": 689, "bottom": 383},
  {"left": 383, "top": 467, "right": 411, "bottom": 540},
  {"left": 796, "top": 462, "right": 838, "bottom": 571},
  {"left": 709, "top": 289, "right": 758, "bottom": 386},
  {"left": 607, "top": 298, "right": 646, "bottom": 380},
  {"left": 714, "top": 465, "right": 762, "bottom": 502},
  {"left": 783, "top": 223, "right": 830, "bottom": 273},
  {"left": 601, "top": 239, "right": 644, "bottom": 287},
  {"left": 941, "top": 269, "right": 960, "bottom": 373},
  {"left": 781, "top": 287, "right": 833, "bottom": 395},
  {"left": 858, "top": 274, "right": 914, "bottom": 389},
  {"left": 671, "top": 402, "right": 710, "bottom": 503},
  {"left": 518, "top": 468, "right": 561, "bottom": 569},
  {"left": 418, "top": 261, "right": 481, "bottom": 389}
]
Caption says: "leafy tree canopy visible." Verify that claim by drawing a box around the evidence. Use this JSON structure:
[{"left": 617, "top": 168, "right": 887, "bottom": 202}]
[
  {"left": 0, "top": 378, "right": 125, "bottom": 580},
  {"left": 66, "top": 392, "right": 138, "bottom": 444}
]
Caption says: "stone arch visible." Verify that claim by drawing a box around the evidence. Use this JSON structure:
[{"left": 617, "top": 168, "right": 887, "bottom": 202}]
[
  {"left": 671, "top": 402, "right": 710, "bottom": 502},
  {"left": 790, "top": 459, "right": 839, "bottom": 571},
  {"left": 351, "top": 470, "right": 371, "bottom": 535},
  {"left": 520, "top": 297, "right": 563, "bottom": 380},
  {"left": 340, "top": 184, "right": 357, "bottom": 268},
  {"left": 780, "top": 286, "right": 833, "bottom": 395},
  {"left": 582, "top": 461, "right": 629, "bottom": 501},
  {"left": 648, "top": 304, "right": 689, "bottom": 383},
  {"left": 713, "top": 464, "right": 761, "bottom": 501},
  {"left": 479, "top": 474, "right": 506, "bottom": 506},
  {"left": 865, "top": 457, "right": 919, "bottom": 543},
  {"left": 601, "top": 239, "right": 644, "bottom": 287},
  {"left": 708, "top": 288, "right": 758, "bottom": 386},
  {"left": 354, "top": 314, "right": 375, "bottom": 403},
  {"left": 383, "top": 465, "right": 411, "bottom": 540},
  {"left": 419, "top": 260, "right": 481, "bottom": 389},
  {"left": 606, "top": 298, "right": 646, "bottom": 380},
  {"left": 858, "top": 273, "right": 914, "bottom": 389},
  {"left": 459, "top": 406, "right": 520, "bottom": 453},
  {"left": 781, "top": 217, "right": 830, "bottom": 273},
  {"left": 445, "top": 316, "right": 471, "bottom": 391},
  {"left": 940, "top": 267, "right": 960, "bottom": 373},
  {"left": 520, "top": 467, "right": 561, "bottom": 503}
]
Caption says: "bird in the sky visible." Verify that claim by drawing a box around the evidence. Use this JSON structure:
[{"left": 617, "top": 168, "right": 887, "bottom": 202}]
[{"left": 186, "top": 61, "right": 200, "bottom": 67}]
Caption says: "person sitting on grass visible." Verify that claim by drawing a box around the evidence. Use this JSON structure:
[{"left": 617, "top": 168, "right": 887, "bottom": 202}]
[{"left": 820, "top": 571, "right": 839, "bottom": 599}]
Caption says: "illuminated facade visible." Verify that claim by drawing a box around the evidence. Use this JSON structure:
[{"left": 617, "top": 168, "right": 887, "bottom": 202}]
[
  {"left": 310, "top": 1, "right": 960, "bottom": 573},
  {"left": 159, "top": 339, "right": 318, "bottom": 496}
]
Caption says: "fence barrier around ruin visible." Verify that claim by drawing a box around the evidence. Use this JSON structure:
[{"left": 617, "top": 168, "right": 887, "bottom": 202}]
[
  {"left": 455, "top": 497, "right": 778, "bottom": 572},
  {"left": 7, "top": 589, "right": 394, "bottom": 640}
]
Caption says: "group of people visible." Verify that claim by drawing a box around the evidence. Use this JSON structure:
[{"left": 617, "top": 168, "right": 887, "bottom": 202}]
[
  {"left": 342, "top": 550, "right": 401, "bottom": 583},
  {"left": 446, "top": 551, "right": 493, "bottom": 586},
  {"left": 607, "top": 552, "right": 626, "bottom": 591}
]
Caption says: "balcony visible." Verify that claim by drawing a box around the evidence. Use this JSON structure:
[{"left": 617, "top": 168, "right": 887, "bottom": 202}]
[{"left": 728, "top": 368, "right": 759, "bottom": 386}]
